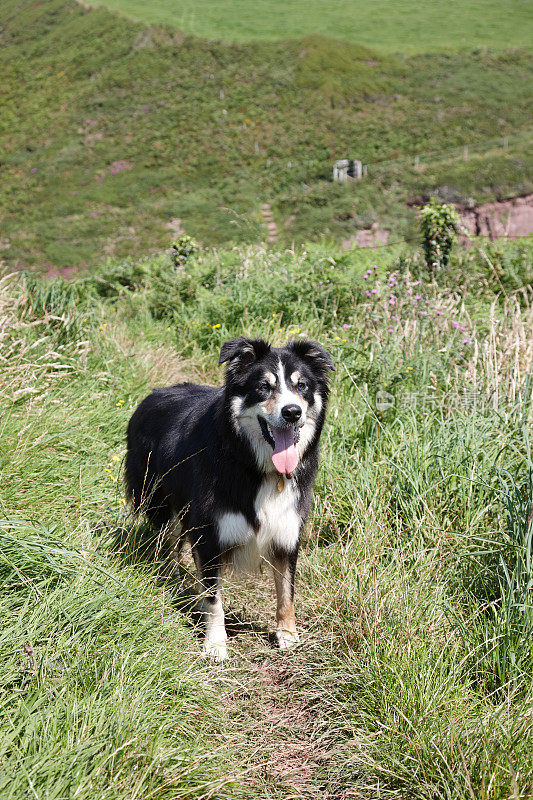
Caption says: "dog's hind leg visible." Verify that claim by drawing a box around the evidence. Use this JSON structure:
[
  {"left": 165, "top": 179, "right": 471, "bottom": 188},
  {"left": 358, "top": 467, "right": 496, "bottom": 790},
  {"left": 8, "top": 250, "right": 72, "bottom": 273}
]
[
  {"left": 125, "top": 452, "right": 174, "bottom": 530},
  {"left": 271, "top": 548, "right": 300, "bottom": 650},
  {"left": 191, "top": 532, "right": 228, "bottom": 663}
]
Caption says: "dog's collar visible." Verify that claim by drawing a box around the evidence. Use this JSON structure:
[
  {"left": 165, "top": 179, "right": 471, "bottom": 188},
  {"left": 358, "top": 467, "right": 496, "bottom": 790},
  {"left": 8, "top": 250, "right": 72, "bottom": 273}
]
[{"left": 276, "top": 472, "right": 293, "bottom": 492}]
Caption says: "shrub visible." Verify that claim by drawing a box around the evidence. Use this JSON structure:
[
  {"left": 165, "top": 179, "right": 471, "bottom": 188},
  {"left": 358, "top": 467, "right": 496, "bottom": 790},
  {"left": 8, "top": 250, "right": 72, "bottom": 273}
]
[
  {"left": 419, "top": 198, "right": 461, "bottom": 275},
  {"left": 171, "top": 235, "right": 199, "bottom": 267}
]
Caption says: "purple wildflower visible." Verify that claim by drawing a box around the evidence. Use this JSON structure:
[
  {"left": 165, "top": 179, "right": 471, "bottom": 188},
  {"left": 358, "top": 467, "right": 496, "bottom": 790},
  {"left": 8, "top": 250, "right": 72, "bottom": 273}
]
[{"left": 108, "top": 160, "right": 133, "bottom": 175}]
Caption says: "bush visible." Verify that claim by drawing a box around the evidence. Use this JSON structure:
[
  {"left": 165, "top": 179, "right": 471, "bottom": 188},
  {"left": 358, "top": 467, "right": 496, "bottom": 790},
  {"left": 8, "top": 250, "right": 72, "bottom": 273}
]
[
  {"left": 419, "top": 198, "right": 461, "bottom": 275},
  {"left": 171, "top": 235, "right": 199, "bottom": 267}
]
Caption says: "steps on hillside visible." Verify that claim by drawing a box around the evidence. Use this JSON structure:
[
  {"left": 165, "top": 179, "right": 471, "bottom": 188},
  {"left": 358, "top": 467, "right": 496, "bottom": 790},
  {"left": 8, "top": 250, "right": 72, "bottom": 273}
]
[{"left": 260, "top": 202, "right": 278, "bottom": 244}]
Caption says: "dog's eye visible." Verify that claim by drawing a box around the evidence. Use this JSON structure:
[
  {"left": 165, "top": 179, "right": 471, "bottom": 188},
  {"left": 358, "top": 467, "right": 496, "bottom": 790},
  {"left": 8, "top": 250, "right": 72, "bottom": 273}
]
[
  {"left": 259, "top": 381, "right": 271, "bottom": 392},
  {"left": 296, "top": 381, "right": 307, "bottom": 392}
]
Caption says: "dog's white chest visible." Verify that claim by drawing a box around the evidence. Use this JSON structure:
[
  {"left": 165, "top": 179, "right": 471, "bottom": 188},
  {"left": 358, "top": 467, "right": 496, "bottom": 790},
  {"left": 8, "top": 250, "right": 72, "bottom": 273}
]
[
  {"left": 216, "top": 475, "right": 301, "bottom": 568},
  {"left": 255, "top": 475, "right": 301, "bottom": 554}
]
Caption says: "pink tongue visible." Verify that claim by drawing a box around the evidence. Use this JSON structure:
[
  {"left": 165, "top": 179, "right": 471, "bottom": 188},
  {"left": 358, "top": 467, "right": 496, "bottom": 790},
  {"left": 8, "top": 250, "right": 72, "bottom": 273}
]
[{"left": 271, "top": 427, "right": 299, "bottom": 474}]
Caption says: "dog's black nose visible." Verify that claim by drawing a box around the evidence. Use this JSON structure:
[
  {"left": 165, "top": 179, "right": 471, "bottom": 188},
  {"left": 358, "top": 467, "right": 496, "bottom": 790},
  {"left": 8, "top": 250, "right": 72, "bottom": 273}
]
[{"left": 281, "top": 404, "right": 302, "bottom": 423}]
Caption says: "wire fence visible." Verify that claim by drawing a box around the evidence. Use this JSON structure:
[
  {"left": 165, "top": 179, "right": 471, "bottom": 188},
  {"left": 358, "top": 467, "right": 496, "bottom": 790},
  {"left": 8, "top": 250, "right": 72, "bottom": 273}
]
[{"left": 333, "top": 130, "right": 533, "bottom": 181}]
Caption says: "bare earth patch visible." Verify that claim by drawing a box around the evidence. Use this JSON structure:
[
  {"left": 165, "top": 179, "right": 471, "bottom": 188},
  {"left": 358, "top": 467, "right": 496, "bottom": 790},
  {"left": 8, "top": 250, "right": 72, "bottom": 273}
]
[
  {"left": 459, "top": 193, "right": 533, "bottom": 239},
  {"left": 196, "top": 569, "right": 337, "bottom": 798},
  {"left": 342, "top": 222, "right": 389, "bottom": 250}
]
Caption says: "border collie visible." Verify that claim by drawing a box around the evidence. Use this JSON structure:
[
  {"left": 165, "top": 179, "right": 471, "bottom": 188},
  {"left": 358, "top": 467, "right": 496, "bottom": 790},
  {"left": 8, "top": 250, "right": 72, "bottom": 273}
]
[{"left": 125, "top": 337, "right": 333, "bottom": 661}]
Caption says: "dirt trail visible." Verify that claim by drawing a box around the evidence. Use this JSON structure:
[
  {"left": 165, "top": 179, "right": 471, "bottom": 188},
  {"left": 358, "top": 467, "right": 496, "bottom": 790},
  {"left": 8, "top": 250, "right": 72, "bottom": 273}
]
[
  {"left": 205, "top": 570, "right": 339, "bottom": 799},
  {"left": 162, "top": 544, "right": 343, "bottom": 799}
]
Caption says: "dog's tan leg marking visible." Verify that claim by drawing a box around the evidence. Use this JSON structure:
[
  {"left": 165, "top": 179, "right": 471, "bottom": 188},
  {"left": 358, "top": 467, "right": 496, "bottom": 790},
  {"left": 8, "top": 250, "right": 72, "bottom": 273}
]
[{"left": 272, "top": 554, "right": 300, "bottom": 650}]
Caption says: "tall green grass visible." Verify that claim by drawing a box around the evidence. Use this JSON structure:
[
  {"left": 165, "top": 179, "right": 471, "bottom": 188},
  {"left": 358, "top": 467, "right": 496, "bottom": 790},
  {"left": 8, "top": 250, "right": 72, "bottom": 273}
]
[
  {"left": 0, "top": 276, "right": 248, "bottom": 799},
  {"left": 1, "top": 237, "right": 532, "bottom": 796}
]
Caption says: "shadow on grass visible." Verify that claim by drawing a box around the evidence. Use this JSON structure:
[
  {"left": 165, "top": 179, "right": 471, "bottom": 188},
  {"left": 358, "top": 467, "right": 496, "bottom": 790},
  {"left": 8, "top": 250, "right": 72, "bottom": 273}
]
[{"left": 99, "top": 512, "right": 276, "bottom": 646}]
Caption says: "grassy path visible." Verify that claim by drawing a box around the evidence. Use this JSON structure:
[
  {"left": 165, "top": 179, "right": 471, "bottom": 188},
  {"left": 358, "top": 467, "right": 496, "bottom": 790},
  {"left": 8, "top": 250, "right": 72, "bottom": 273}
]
[
  {"left": 208, "top": 573, "right": 335, "bottom": 798},
  {"left": 137, "top": 540, "right": 343, "bottom": 797}
]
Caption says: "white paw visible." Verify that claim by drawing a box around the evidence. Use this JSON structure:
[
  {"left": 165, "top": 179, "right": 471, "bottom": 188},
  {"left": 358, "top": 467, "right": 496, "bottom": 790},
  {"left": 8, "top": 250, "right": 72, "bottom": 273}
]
[
  {"left": 276, "top": 629, "right": 300, "bottom": 650},
  {"left": 202, "top": 639, "right": 228, "bottom": 663}
]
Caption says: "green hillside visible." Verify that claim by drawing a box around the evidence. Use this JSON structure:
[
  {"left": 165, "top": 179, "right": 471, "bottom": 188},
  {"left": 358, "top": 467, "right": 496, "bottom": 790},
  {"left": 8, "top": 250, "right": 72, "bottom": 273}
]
[
  {"left": 1, "top": 0, "right": 532, "bottom": 270},
  {"left": 1, "top": 237, "right": 532, "bottom": 797},
  {"left": 91, "top": 0, "right": 533, "bottom": 53}
]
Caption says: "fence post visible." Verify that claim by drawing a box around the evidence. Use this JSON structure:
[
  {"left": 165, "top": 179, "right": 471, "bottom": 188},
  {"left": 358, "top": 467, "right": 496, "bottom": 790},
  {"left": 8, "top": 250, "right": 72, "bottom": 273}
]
[
  {"left": 503, "top": 136, "right": 509, "bottom": 150},
  {"left": 414, "top": 155, "right": 420, "bottom": 170},
  {"left": 463, "top": 145, "right": 469, "bottom": 161}
]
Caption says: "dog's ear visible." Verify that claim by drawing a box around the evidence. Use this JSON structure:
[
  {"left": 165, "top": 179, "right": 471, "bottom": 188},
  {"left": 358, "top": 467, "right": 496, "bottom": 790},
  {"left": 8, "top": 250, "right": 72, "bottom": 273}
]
[
  {"left": 219, "top": 337, "right": 270, "bottom": 373},
  {"left": 286, "top": 340, "right": 334, "bottom": 377}
]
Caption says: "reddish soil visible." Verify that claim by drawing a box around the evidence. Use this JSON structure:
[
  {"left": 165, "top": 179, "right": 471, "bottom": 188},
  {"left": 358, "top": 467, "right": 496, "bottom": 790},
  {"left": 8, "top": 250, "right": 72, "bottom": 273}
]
[
  {"left": 458, "top": 193, "right": 533, "bottom": 239},
  {"left": 342, "top": 221, "right": 389, "bottom": 249},
  {"left": 343, "top": 194, "right": 533, "bottom": 250}
]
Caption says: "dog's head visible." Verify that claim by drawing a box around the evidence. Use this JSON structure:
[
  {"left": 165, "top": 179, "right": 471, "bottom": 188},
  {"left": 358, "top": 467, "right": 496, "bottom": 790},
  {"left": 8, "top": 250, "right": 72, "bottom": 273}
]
[{"left": 219, "top": 337, "right": 334, "bottom": 474}]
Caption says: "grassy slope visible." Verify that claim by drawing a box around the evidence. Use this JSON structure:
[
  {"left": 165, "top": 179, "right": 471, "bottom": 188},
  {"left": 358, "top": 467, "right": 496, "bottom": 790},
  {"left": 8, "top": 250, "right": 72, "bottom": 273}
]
[
  {"left": 1, "top": 0, "right": 532, "bottom": 270},
  {"left": 90, "top": 0, "right": 533, "bottom": 53},
  {"left": 1, "top": 237, "right": 532, "bottom": 798}
]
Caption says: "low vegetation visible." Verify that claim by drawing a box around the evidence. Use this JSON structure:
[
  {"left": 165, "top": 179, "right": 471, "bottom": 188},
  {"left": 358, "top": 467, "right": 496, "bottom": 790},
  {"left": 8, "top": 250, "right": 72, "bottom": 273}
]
[
  {"left": 1, "top": 0, "right": 532, "bottom": 270},
  {"left": 1, "top": 235, "right": 532, "bottom": 797}
]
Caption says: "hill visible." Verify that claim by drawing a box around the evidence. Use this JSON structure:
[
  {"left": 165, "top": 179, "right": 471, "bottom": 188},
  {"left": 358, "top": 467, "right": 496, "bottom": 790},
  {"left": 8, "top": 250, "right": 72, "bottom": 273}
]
[
  {"left": 1, "top": 0, "right": 532, "bottom": 270},
  {"left": 90, "top": 0, "right": 533, "bottom": 53},
  {"left": 1, "top": 237, "right": 532, "bottom": 797}
]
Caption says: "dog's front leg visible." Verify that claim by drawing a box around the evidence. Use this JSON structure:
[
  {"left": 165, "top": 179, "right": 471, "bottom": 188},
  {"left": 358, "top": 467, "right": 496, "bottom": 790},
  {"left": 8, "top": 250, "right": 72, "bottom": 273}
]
[
  {"left": 192, "top": 538, "right": 228, "bottom": 663},
  {"left": 201, "top": 583, "right": 227, "bottom": 663},
  {"left": 271, "top": 548, "right": 300, "bottom": 650}
]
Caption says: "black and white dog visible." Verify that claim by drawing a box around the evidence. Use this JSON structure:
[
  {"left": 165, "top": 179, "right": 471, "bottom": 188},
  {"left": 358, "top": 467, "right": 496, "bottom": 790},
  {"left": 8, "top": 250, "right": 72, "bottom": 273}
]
[{"left": 125, "top": 337, "right": 333, "bottom": 661}]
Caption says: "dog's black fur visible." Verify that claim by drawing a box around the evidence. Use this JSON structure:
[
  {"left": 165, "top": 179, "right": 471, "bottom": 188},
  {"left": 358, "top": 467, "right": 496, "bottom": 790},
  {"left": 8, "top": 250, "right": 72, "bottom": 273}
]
[{"left": 125, "top": 337, "right": 333, "bottom": 659}]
